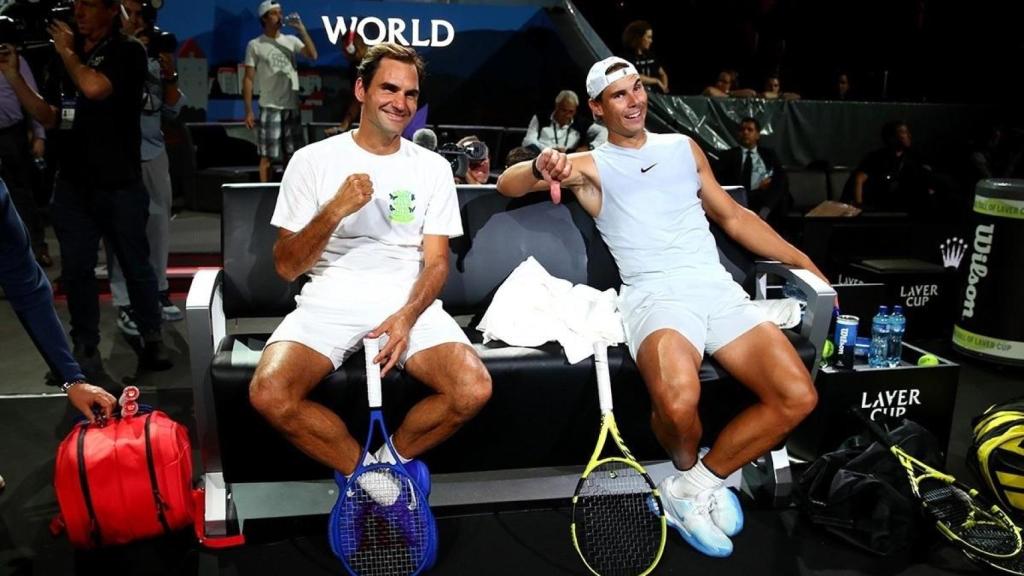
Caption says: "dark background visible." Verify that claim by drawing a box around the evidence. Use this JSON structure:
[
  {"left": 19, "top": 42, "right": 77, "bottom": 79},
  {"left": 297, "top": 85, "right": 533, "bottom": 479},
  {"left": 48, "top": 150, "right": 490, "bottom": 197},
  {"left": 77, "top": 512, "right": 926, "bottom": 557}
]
[{"left": 572, "top": 0, "right": 1024, "bottom": 106}]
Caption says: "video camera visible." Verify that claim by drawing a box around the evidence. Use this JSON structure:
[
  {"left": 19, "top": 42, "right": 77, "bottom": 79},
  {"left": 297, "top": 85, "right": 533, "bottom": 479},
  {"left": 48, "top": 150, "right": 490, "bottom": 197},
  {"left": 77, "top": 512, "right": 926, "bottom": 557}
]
[
  {"left": 437, "top": 139, "right": 489, "bottom": 180},
  {"left": 0, "top": 0, "right": 74, "bottom": 51},
  {"left": 140, "top": 26, "right": 177, "bottom": 58}
]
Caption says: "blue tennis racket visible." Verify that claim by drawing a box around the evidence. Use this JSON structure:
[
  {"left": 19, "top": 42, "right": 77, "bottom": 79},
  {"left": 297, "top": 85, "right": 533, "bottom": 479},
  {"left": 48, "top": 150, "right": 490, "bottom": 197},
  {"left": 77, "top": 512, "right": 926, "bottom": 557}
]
[{"left": 329, "top": 337, "right": 436, "bottom": 575}]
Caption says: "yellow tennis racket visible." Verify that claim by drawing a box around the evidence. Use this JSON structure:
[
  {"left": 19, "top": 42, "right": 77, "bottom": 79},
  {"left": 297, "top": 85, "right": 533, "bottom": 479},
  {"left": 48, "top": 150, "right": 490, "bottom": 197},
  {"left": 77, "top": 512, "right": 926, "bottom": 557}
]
[{"left": 571, "top": 342, "right": 667, "bottom": 576}]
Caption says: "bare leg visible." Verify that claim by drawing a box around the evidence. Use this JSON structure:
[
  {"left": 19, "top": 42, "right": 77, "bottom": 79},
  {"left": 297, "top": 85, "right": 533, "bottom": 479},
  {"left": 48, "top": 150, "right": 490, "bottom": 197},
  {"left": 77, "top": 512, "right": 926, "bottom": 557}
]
[
  {"left": 702, "top": 322, "right": 817, "bottom": 477},
  {"left": 390, "top": 343, "right": 492, "bottom": 459},
  {"left": 258, "top": 156, "right": 271, "bottom": 183},
  {"left": 249, "top": 341, "right": 363, "bottom": 474},
  {"left": 635, "top": 329, "right": 704, "bottom": 471}
]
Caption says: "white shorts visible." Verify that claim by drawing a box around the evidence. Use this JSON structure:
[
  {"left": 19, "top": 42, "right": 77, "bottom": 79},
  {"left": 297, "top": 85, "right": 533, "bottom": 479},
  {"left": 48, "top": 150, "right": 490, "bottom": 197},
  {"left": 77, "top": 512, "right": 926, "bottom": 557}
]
[
  {"left": 619, "top": 274, "right": 768, "bottom": 360},
  {"left": 266, "top": 276, "right": 471, "bottom": 369}
]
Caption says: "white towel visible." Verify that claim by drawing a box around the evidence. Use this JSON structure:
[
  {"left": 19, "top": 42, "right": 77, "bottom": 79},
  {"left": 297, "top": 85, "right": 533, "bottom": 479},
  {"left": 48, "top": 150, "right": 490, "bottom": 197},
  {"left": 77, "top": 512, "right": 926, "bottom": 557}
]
[
  {"left": 750, "top": 297, "right": 804, "bottom": 329},
  {"left": 477, "top": 257, "right": 625, "bottom": 363}
]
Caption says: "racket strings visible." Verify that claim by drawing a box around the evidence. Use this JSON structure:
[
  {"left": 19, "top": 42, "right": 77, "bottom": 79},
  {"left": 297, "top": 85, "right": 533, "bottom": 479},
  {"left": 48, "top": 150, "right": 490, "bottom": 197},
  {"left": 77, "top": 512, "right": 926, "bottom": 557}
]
[
  {"left": 336, "top": 466, "right": 431, "bottom": 576},
  {"left": 574, "top": 461, "right": 663, "bottom": 576},
  {"left": 919, "top": 479, "right": 1020, "bottom": 557}
]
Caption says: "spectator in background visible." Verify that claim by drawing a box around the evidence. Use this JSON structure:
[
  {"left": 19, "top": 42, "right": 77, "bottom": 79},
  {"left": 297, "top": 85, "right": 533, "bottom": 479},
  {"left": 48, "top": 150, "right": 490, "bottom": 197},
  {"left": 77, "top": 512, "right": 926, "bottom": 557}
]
[
  {"left": 325, "top": 30, "right": 367, "bottom": 137},
  {"left": 850, "top": 120, "right": 931, "bottom": 212},
  {"left": 760, "top": 74, "right": 800, "bottom": 100},
  {"left": 243, "top": 0, "right": 318, "bottom": 182},
  {"left": 455, "top": 135, "right": 491, "bottom": 185},
  {"left": 702, "top": 69, "right": 757, "bottom": 98},
  {"left": 523, "top": 90, "right": 591, "bottom": 152},
  {"left": 110, "top": 0, "right": 186, "bottom": 338},
  {"left": 504, "top": 145, "right": 537, "bottom": 169},
  {"left": 621, "top": 20, "right": 668, "bottom": 94},
  {"left": 716, "top": 117, "right": 789, "bottom": 222},
  {"left": 0, "top": 31, "right": 50, "bottom": 268},
  {"left": 832, "top": 71, "right": 853, "bottom": 101}
]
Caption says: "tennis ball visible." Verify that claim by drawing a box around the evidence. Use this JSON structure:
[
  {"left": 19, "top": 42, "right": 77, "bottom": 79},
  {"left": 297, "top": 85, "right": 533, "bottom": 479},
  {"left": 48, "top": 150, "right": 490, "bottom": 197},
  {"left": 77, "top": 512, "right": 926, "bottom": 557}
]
[
  {"left": 917, "top": 354, "right": 940, "bottom": 366},
  {"left": 822, "top": 339, "right": 835, "bottom": 359},
  {"left": 0, "top": 474, "right": 5, "bottom": 493}
]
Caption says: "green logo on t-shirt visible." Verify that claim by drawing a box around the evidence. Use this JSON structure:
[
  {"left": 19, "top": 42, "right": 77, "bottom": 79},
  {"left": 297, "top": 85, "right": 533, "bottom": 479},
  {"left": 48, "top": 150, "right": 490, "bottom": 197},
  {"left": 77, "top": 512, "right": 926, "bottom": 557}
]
[{"left": 389, "top": 190, "right": 416, "bottom": 223}]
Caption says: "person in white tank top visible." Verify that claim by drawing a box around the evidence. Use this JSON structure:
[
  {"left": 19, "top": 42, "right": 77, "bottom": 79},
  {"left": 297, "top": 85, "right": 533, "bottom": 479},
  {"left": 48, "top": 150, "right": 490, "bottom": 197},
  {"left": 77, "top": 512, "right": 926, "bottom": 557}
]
[{"left": 497, "top": 56, "right": 832, "bottom": 558}]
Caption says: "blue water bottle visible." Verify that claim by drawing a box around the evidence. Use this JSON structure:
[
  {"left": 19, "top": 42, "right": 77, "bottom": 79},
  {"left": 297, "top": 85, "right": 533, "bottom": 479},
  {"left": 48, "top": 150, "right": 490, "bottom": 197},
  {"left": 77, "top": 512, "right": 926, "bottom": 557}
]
[
  {"left": 887, "top": 305, "right": 906, "bottom": 367},
  {"left": 869, "top": 305, "right": 890, "bottom": 368}
]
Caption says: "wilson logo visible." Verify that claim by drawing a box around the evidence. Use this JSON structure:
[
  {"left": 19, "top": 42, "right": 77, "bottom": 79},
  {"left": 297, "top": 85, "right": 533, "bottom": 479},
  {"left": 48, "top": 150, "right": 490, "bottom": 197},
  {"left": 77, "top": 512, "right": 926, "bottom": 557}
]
[{"left": 962, "top": 223, "right": 995, "bottom": 319}]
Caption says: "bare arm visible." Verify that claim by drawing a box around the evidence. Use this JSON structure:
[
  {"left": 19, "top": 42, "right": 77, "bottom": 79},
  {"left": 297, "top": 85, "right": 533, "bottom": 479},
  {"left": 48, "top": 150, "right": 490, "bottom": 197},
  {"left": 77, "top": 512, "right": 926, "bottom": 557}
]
[
  {"left": 852, "top": 171, "right": 868, "bottom": 206},
  {"left": 0, "top": 47, "right": 57, "bottom": 128},
  {"left": 272, "top": 173, "right": 373, "bottom": 281},
  {"left": 368, "top": 234, "right": 449, "bottom": 375},
  {"left": 658, "top": 66, "right": 669, "bottom": 93},
  {"left": 496, "top": 148, "right": 602, "bottom": 216},
  {"left": 294, "top": 25, "right": 318, "bottom": 60},
  {"left": 243, "top": 65, "right": 256, "bottom": 128},
  {"left": 691, "top": 140, "right": 829, "bottom": 283}
]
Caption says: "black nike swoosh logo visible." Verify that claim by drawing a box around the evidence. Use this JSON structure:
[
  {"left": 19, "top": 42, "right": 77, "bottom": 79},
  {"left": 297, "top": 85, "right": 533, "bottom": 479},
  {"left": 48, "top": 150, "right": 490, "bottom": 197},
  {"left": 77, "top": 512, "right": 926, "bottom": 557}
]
[{"left": 641, "top": 163, "right": 657, "bottom": 173}]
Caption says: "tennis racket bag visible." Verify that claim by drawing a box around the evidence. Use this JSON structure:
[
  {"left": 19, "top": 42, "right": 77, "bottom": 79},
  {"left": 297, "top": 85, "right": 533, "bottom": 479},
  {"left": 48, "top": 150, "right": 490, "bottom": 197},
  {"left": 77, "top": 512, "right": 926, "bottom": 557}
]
[
  {"left": 969, "top": 398, "right": 1024, "bottom": 517},
  {"left": 797, "top": 418, "right": 943, "bottom": 555},
  {"left": 53, "top": 406, "right": 193, "bottom": 548}
]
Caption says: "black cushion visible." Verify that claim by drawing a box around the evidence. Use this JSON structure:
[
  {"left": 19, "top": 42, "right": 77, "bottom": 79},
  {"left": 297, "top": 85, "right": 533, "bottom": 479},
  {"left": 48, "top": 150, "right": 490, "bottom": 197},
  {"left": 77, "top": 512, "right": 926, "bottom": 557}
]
[{"left": 212, "top": 328, "right": 814, "bottom": 483}]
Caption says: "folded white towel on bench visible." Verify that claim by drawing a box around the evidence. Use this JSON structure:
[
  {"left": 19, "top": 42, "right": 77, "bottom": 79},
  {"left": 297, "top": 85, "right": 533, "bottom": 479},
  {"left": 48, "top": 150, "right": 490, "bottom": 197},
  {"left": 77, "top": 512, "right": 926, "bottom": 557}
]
[{"left": 477, "top": 257, "right": 625, "bottom": 364}]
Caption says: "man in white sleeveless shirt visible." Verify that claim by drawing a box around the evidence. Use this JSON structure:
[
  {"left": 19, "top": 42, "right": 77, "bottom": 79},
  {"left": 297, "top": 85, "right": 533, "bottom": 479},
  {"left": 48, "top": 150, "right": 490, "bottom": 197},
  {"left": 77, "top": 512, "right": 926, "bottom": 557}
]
[{"left": 497, "top": 57, "right": 829, "bottom": 557}]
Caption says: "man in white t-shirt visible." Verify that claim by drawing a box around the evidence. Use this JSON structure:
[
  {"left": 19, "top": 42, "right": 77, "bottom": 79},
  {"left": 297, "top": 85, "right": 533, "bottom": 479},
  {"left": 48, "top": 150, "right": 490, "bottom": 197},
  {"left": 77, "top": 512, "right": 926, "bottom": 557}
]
[
  {"left": 249, "top": 45, "right": 492, "bottom": 546},
  {"left": 243, "top": 0, "right": 318, "bottom": 182}
]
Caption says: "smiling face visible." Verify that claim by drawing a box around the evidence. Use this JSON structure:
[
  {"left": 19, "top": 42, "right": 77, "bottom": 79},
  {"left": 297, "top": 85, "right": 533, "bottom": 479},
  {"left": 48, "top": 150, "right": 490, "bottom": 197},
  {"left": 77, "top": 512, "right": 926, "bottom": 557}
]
[
  {"left": 355, "top": 57, "right": 420, "bottom": 140},
  {"left": 589, "top": 73, "right": 646, "bottom": 141}
]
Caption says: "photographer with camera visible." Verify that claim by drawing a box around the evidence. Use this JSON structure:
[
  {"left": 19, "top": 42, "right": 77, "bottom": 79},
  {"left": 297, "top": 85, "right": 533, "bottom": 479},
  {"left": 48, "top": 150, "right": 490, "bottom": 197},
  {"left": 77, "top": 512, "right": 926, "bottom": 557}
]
[
  {"left": 243, "top": 0, "right": 317, "bottom": 182},
  {"left": 0, "top": 17, "right": 52, "bottom": 268},
  {"left": 439, "top": 135, "right": 491, "bottom": 185},
  {"left": 106, "top": 0, "right": 185, "bottom": 336},
  {"left": 0, "top": 0, "right": 172, "bottom": 375}
]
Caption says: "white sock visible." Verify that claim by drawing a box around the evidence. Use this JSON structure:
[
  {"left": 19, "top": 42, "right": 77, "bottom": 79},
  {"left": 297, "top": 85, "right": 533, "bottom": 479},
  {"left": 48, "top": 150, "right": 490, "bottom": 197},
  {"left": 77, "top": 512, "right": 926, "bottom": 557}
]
[
  {"left": 670, "top": 459, "right": 725, "bottom": 499},
  {"left": 375, "top": 436, "right": 411, "bottom": 465}
]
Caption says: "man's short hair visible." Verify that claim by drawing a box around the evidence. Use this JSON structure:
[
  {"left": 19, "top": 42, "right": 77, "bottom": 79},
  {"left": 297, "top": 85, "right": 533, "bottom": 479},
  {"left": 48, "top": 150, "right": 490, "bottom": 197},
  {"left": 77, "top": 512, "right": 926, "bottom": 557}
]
[
  {"left": 505, "top": 146, "right": 538, "bottom": 168},
  {"left": 740, "top": 117, "right": 760, "bottom": 131},
  {"left": 357, "top": 43, "right": 425, "bottom": 86},
  {"left": 555, "top": 90, "right": 578, "bottom": 108}
]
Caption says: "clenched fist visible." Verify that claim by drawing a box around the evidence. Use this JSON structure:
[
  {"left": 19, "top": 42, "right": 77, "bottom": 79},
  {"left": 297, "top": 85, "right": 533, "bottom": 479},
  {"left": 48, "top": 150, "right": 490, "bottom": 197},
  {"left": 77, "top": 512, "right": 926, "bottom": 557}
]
[{"left": 332, "top": 173, "right": 374, "bottom": 217}]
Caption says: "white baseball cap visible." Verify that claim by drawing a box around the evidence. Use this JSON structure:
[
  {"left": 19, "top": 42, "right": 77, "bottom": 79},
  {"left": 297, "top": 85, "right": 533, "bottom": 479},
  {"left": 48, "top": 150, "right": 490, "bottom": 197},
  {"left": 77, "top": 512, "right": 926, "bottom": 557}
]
[
  {"left": 258, "top": 0, "right": 281, "bottom": 17},
  {"left": 586, "top": 56, "right": 639, "bottom": 99}
]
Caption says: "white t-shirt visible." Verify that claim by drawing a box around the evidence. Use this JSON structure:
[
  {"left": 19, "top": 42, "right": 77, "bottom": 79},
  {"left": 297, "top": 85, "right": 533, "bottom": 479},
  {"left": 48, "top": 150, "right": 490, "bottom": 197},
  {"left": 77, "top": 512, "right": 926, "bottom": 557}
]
[
  {"left": 244, "top": 34, "right": 304, "bottom": 109},
  {"left": 271, "top": 132, "right": 463, "bottom": 284}
]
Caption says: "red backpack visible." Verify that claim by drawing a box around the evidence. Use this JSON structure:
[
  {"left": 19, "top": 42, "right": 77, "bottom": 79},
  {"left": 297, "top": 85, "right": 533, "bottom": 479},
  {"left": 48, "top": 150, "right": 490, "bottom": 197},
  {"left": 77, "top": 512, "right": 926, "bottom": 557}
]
[{"left": 53, "top": 407, "right": 193, "bottom": 548}]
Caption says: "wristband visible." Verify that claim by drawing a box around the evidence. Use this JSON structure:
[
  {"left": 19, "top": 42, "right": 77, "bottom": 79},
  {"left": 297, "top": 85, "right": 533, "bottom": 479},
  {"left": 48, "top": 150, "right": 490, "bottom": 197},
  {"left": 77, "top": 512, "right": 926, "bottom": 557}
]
[
  {"left": 531, "top": 157, "right": 543, "bottom": 180},
  {"left": 60, "top": 379, "right": 87, "bottom": 393}
]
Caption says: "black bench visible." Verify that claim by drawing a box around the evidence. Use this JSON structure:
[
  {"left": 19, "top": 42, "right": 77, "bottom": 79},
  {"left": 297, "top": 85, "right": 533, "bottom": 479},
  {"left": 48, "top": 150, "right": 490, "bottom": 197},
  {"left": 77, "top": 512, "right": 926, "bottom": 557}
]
[{"left": 186, "top": 183, "right": 835, "bottom": 536}]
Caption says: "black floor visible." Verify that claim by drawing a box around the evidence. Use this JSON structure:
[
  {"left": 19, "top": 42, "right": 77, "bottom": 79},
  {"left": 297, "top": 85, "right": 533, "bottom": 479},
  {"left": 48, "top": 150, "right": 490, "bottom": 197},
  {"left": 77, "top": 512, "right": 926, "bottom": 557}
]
[
  {"left": 2, "top": 215, "right": 1024, "bottom": 574},
  {"left": 2, "top": 347, "right": 1022, "bottom": 575}
]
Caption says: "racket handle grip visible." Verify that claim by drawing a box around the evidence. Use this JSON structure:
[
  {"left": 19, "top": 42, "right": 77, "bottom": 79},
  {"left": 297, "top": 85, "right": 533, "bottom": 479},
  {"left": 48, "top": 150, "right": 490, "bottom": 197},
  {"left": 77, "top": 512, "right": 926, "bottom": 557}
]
[
  {"left": 364, "top": 337, "right": 382, "bottom": 408},
  {"left": 849, "top": 407, "right": 894, "bottom": 448},
  {"left": 593, "top": 341, "right": 613, "bottom": 413}
]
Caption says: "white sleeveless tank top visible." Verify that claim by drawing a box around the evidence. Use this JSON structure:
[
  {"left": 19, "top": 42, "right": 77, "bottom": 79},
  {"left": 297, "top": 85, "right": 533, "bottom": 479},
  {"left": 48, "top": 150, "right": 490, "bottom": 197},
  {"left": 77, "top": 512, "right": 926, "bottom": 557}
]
[{"left": 592, "top": 132, "right": 727, "bottom": 285}]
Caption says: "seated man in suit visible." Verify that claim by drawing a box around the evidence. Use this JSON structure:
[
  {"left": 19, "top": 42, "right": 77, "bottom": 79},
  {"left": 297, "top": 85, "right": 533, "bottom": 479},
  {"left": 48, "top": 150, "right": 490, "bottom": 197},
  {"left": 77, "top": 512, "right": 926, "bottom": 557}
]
[{"left": 716, "top": 117, "right": 789, "bottom": 223}]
